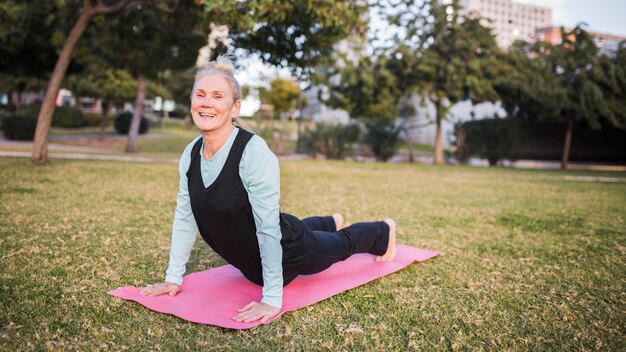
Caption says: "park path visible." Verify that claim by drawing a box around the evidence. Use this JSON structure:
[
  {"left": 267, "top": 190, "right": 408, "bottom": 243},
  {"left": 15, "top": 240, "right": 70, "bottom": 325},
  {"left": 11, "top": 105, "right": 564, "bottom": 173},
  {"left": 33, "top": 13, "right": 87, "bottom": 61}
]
[
  {"left": 1, "top": 136, "right": 625, "bottom": 174},
  {"left": 0, "top": 135, "right": 179, "bottom": 164}
]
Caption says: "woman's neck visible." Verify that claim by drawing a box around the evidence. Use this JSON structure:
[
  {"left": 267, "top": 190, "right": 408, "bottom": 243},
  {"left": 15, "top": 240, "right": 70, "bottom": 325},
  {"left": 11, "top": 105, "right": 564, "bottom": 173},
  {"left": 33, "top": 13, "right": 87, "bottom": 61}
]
[{"left": 202, "top": 125, "right": 235, "bottom": 160}]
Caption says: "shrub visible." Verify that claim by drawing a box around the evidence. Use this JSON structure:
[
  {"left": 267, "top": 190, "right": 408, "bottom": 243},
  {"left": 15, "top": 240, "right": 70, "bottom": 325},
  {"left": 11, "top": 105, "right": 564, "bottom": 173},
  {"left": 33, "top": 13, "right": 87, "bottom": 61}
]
[
  {"left": 52, "top": 106, "right": 86, "bottom": 128},
  {"left": 0, "top": 109, "right": 9, "bottom": 130},
  {"left": 83, "top": 113, "right": 103, "bottom": 127},
  {"left": 114, "top": 112, "right": 149, "bottom": 134},
  {"left": 364, "top": 122, "right": 401, "bottom": 161},
  {"left": 19, "top": 105, "right": 86, "bottom": 128},
  {"left": 2, "top": 114, "right": 37, "bottom": 140},
  {"left": 454, "top": 117, "right": 522, "bottom": 166},
  {"left": 299, "top": 123, "right": 360, "bottom": 159}
]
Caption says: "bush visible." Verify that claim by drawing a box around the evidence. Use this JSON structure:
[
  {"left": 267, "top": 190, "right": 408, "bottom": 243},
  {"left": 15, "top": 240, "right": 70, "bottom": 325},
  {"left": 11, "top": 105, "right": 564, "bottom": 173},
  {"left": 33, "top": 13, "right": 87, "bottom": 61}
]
[
  {"left": 19, "top": 105, "right": 86, "bottom": 128},
  {"left": 299, "top": 123, "right": 360, "bottom": 159},
  {"left": 114, "top": 112, "right": 150, "bottom": 134},
  {"left": 83, "top": 113, "right": 103, "bottom": 127},
  {"left": 52, "top": 106, "right": 86, "bottom": 128},
  {"left": 454, "top": 118, "right": 522, "bottom": 166},
  {"left": 364, "top": 122, "right": 401, "bottom": 161},
  {"left": 0, "top": 109, "right": 9, "bottom": 130},
  {"left": 2, "top": 114, "right": 37, "bottom": 140}
]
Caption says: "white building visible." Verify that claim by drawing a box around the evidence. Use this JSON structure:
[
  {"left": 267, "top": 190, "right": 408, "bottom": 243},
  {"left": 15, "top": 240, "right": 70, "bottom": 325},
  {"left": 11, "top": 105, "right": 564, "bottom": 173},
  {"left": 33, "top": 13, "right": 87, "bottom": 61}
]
[
  {"left": 457, "top": 0, "right": 552, "bottom": 48},
  {"left": 403, "top": 95, "right": 507, "bottom": 149}
]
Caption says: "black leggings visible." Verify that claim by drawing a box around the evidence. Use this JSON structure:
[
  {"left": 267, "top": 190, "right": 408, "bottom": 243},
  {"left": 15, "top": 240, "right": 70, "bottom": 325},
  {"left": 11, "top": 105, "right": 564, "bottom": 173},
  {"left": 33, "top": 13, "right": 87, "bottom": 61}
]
[{"left": 299, "top": 216, "right": 390, "bottom": 275}]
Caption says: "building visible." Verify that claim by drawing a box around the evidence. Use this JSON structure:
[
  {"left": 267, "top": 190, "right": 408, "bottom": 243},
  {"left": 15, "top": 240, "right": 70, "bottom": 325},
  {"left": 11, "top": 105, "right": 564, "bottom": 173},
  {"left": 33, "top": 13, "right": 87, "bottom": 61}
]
[
  {"left": 535, "top": 26, "right": 626, "bottom": 54},
  {"left": 457, "top": 0, "right": 552, "bottom": 48}
]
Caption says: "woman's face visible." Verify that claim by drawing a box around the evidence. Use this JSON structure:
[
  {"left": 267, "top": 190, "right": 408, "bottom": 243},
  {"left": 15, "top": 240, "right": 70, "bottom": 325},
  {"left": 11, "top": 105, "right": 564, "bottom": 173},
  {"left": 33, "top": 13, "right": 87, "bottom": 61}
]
[{"left": 190, "top": 74, "right": 240, "bottom": 133}]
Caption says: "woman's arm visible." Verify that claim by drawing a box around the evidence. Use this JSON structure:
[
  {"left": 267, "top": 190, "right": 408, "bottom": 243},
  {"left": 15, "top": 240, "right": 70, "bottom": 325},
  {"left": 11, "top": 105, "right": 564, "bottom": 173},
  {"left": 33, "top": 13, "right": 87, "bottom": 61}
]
[
  {"left": 164, "top": 139, "right": 200, "bottom": 286},
  {"left": 239, "top": 136, "right": 284, "bottom": 310},
  {"left": 140, "top": 138, "right": 200, "bottom": 297}
]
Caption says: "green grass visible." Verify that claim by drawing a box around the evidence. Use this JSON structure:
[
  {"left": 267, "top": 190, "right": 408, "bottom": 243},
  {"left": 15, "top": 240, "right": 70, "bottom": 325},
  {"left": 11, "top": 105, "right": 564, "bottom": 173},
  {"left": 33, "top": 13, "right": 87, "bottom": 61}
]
[{"left": 1, "top": 158, "right": 625, "bottom": 350}]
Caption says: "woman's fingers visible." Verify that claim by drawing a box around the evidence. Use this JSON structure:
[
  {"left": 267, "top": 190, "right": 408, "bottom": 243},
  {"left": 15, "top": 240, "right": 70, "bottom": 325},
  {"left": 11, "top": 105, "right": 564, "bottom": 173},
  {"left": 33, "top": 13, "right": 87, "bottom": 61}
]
[
  {"left": 233, "top": 301, "right": 281, "bottom": 323},
  {"left": 168, "top": 285, "right": 180, "bottom": 297},
  {"left": 138, "top": 282, "right": 180, "bottom": 296},
  {"left": 237, "top": 301, "right": 257, "bottom": 312}
]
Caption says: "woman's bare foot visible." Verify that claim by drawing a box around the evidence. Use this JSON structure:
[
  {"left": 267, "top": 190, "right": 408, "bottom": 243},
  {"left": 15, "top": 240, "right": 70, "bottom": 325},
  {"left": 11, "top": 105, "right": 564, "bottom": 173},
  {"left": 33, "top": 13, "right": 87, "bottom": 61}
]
[
  {"left": 375, "top": 218, "right": 396, "bottom": 262},
  {"left": 332, "top": 213, "right": 344, "bottom": 231}
]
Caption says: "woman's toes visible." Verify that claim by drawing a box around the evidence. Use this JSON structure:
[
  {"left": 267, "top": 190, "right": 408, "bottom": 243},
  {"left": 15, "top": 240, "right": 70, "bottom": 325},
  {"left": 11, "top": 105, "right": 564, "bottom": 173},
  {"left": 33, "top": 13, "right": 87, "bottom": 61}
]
[{"left": 378, "top": 218, "right": 396, "bottom": 262}]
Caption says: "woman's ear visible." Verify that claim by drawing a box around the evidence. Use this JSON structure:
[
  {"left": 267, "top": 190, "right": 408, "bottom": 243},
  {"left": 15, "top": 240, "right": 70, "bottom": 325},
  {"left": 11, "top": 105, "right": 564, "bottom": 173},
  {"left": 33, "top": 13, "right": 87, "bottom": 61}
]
[{"left": 232, "top": 100, "right": 241, "bottom": 118}]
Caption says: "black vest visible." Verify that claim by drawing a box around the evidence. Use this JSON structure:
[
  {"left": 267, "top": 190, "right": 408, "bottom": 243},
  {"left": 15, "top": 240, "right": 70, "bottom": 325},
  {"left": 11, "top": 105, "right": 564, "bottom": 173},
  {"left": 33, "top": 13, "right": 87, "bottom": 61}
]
[{"left": 187, "top": 128, "right": 311, "bottom": 286}]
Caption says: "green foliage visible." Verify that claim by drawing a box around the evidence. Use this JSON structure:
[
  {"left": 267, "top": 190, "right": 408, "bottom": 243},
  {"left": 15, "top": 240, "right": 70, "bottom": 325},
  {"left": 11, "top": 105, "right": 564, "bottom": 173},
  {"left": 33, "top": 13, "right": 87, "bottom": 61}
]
[
  {"left": 325, "top": 56, "right": 401, "bottom": 125},
  {"left": 497, "top": 26, "right": 626, "bottom": 130},
  {"left": 323, "top": 55, "right": 403, "bottom": 161},
  {"left": 1, "top": 114, "right": 37, "bottom": 140},
  {"left": 52, "top": 106, "right": 86, "bottom": 128},
  {"left": 454, "top": 118, "right": 522, "bottom": 165},
  {"left": 383, "top": 0, "right": 501, "bottom": 163},
  {"left": 386, "top": 0, "right": 500, "bottom": 105},
  {"left": 114, "top": 112, "right": 149, "bottom": 135},
  {"left": 20, "top": 105, "right": 86, "bottom": 128},
  {"left": 299, "top": 123, "right": 360, "bottom": 159},
  {"left": 0, "top": 1, "right": 72, "bottom": 93},
  {"left": 494, "top": 26, "right": 626, "bottom": 167},
  {"left": 221, "top": 0, "right": 368, "bottom": 75},
  {"left": 64, "top": 69, "right": 137, "bottom": 105},
  {"left": 364, "top": 122, "right": 402, "bottom": 162},
  {"left": 258, "top": 78, "right": 303, "bottom": 119}
]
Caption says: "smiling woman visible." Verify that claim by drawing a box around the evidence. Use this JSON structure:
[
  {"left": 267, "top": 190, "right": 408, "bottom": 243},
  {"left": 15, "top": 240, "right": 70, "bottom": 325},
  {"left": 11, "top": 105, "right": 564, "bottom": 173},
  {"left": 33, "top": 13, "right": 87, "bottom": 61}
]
[{"left": 138, "top": 55, "right": 396, "bottom": 324}]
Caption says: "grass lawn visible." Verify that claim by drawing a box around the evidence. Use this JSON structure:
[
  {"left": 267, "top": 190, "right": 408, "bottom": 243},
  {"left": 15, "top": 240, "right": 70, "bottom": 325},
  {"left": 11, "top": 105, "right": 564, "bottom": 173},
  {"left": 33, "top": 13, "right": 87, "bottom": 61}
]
[{"left": 1, "top": 157, "right": 624, "bottom": 350}]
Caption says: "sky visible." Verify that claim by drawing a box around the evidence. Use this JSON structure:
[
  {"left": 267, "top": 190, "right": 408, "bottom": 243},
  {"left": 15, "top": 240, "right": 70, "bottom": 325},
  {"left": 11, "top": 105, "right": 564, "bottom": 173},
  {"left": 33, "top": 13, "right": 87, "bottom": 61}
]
[{"left": 236, "top": 0, "right": 626, "bottom": 116}]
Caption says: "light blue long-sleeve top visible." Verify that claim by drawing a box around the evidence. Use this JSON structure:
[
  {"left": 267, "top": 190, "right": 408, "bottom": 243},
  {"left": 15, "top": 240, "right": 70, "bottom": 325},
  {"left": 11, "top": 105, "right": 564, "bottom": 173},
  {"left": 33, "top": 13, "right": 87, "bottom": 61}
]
[{"left": 165, "top": 128, "right": 284, "bottom": 308}]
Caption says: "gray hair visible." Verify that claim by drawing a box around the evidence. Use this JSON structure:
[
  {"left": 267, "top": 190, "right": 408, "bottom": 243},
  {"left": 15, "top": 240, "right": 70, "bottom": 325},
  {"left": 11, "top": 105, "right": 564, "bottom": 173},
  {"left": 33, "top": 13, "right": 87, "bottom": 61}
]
[{"left": 194, "top": 55, "right": 242, "bottom": 101}]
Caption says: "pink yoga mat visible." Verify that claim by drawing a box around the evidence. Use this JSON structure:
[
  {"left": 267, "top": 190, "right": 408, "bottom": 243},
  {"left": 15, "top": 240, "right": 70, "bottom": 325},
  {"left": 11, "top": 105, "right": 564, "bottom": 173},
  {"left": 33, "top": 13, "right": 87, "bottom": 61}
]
[{"left": 108, "top": 244, "right": 440, "bottom": 329}]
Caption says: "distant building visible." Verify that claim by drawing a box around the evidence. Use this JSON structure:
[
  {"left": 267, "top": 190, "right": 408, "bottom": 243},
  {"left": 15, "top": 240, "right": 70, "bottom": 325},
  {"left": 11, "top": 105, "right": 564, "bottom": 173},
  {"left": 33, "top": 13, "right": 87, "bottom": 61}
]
[
  {"left": 457, "top": 0, "right": 552, "bottom": 48},
  {"left": 535, "top": 26, "right": 626, "bottom": 56},
  {"left": 301, "top": 84, "right": 351, "bottom": 125}
]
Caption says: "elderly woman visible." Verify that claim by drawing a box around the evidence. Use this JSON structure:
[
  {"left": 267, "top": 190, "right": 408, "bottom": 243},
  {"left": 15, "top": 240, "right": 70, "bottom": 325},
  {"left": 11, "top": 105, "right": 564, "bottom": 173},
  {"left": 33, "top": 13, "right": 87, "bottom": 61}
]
[{"left": 139, "top": 56, "right": 396, "bottom": 323}]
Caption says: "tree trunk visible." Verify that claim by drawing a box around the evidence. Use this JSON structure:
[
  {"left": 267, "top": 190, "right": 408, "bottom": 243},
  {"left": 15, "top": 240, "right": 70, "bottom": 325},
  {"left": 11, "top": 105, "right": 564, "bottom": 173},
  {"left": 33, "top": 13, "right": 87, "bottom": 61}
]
[
  {"left": 126, "top": 75, "right": 145, "bottom": 153},
  {"left": 433, "top": 101, "right": 444, "bottom": 165},
  {"left": 561, "top": 111, "right": 574, "bottom": 170},
  {"left": 99, "top": 100, "right": 111, "bottom": 141},
  {"left": 11, "top": 92, "right": 21, "bottom": 113},
  {"left": 31, "top": 9, "right": 94, "bottom": 163},
  {"left": 404, "top": 126, "right": 415, "bottom": 163},
  {"left": 455, "top": 127, "right": 468, "bottom": 164},
  {"left": 29, "top": 0, "right": 134, "bottom": 163}
]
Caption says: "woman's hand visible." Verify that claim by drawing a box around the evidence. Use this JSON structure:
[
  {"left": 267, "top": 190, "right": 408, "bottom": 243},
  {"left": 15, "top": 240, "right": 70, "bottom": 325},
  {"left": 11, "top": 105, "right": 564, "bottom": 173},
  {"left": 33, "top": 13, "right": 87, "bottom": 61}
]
[
  {"left": 138, "top": 282, "right": 181, "bottom": 297},
  {"left": 233, "top": 301, "right": 281, "bottom": 323}
]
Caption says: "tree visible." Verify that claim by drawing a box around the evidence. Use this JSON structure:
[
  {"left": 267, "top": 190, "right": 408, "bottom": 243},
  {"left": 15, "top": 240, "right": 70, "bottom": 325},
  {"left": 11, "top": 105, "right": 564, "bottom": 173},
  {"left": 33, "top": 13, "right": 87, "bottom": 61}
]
[
  {"left": 25, "top": 0, "right": 367, "bottom": 162},
  {"left": 0, "top": 1, "right": 71, "bottom": 112},
  {"left": 64, "top": 69, "right": 137, "bottom": 140},
  {"left": 26, "top": 0, "right": 182, "bottom": 163},
  {"left": 324, "top": 55, "right": 404, "bottom": 161},
  {"left": 258, "top": 78, "right": 302, "bottom": 121},
  {"left": 226, "top": 0, "right": 367, "bottom": 77},
  {"left": 495, "top": 26, "right": 626, "bottom": 169},
  {"left": 80, "top": 1, "right": 207, "bottom": 152},
  {"left": 385, "top": 0, "right": 500, "bottom": 164}
]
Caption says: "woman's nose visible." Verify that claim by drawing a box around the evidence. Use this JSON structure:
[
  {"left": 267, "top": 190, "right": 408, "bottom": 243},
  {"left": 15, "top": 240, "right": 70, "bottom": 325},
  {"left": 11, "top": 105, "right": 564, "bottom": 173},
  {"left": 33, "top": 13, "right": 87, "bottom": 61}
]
[{"left": 200, "top": 96, "right": 212, "bottom": 106}]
